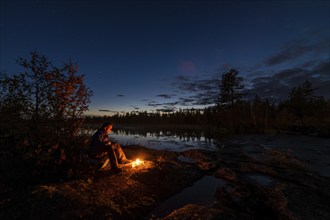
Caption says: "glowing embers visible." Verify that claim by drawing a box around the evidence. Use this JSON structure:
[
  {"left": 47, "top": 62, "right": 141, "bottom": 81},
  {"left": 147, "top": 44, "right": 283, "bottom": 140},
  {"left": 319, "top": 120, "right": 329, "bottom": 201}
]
[
  {"left": 132, "top": 158, "right": 143, "bottom": 168},
  {"left": 126, "top": 158, "right": 154, "bottom": 171}
]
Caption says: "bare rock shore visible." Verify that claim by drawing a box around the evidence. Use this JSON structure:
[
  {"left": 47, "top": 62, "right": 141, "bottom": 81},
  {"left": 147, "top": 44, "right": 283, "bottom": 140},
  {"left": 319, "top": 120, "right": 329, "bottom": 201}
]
[{"left": 1, "top": 145, "right": 330, "bottom": 220}]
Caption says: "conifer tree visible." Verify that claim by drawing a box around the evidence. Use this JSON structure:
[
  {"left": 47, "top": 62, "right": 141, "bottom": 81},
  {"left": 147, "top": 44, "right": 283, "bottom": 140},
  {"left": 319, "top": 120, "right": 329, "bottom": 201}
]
[{"left": 218, "top": 68, "right": 246, "bottom": 107}]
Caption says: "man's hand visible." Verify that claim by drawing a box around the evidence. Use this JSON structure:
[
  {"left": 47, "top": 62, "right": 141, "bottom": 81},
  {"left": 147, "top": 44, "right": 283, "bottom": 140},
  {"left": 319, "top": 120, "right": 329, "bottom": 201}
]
[{"left": 106, "top": 141, "right": 117, "bottom": 146}]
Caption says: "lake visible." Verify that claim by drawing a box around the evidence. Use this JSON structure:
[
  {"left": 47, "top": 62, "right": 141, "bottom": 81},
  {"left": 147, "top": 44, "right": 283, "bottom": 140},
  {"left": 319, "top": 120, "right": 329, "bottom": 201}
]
[
  {"left": 87, "top": 127, "right": 330, "bottom": 177},
  {"left": 110, "top": 129, "right": 216, "bottom": 152}
]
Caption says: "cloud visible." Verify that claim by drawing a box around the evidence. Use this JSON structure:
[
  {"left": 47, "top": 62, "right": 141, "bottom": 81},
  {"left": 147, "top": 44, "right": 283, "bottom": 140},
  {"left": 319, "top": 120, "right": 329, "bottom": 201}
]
[
  {"left": 171, "top": 59, "right": 329, "bottom": 107},
  {"left": 247, "top": 59, "right": 330, "bottom": 101},
  {"left": 265, "top": 43, "right": 311, "bottom": 66},
  {"left": 178, "top": 97, "right": 195, "bottom": 106},
  {"left": 246, "top": 80, "right": 292, "bottom": 102},
  {"left": 167, "top": 74, "right": 219, "bottom": 107},
  {"left": 264, "top": 38, "right": 330, "bottom": 66},
  {"left": 99, "top": 109, "right": 118, "bottom": 113},
  {"left": 117, "top": 94, "right": 125, "bottom": 97},
  {"left": 272, "top": 68, "right": 309, "bottom": 84},
  {"left": 147, "top": 99, "right": 182, "bottom": 108},
  {"left": 173, "top": 75, "right": 218, "bottom": 92},
  {"left": 249, "top": 34, "right": 330, "bottom": 101},
  {"left": 192, "top": 90, "right": 218, "bottom": 105},
  {"left": 147, "top": 101, "right": 163, "bottom": 107},
  {"left": 147, "top": 100, "right": 180, "bottom": 108},
  {"left": 313, "top": 60, "right": 330, "bottom": 78},
  {"left": 148, "top": 56, "right": 329, "bottom": 110},
  {"left": 150, "top": 76, "right": 218, "bottom": 109},
  {"left": 130, "top": 105, "right": 140, "bottom": 110},
  {"left": 156, "top": 94, "right": 175, "bottom": 99}
]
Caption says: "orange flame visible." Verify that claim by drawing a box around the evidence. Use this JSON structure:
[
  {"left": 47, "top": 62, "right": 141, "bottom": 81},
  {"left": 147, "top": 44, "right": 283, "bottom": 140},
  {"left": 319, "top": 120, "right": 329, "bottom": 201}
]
[{"left": 132, "top": 158, "right": 142, "bottom": 168}]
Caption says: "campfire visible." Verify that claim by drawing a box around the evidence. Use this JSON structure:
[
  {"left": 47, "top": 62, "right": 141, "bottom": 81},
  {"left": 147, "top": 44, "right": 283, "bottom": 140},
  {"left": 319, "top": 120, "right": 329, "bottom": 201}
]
[
  {"left": 127, "top": 158, "right": 153, "bottom": 170},
  {"left": 131, "top": 158, "right": 143, "bottom": 168}
]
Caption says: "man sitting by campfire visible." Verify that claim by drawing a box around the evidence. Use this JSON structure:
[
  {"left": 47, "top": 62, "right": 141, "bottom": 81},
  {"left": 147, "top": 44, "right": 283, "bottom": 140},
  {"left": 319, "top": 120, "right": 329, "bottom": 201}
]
[{"left": 89, "top": 122, "right": 131, "bottom": 173}]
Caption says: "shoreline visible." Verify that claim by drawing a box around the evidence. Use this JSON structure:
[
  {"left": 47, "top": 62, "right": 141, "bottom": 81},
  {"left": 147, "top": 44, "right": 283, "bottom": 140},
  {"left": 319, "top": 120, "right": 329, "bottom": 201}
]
[{"left": 1, "top": 144, "right": 330, "bottom": 219}]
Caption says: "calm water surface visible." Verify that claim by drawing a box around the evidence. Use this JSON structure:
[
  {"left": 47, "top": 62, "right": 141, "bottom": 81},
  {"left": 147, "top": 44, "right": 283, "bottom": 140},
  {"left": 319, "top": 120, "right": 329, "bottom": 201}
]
[
  {"left": 87, "top": 128, "right": 330, "bottom": 176},
  {"left": 110, "top": 130, "right": 216, "bottom": 152},
  {"left": 117, "top": 130, "right": 329, "bottom": 176}
]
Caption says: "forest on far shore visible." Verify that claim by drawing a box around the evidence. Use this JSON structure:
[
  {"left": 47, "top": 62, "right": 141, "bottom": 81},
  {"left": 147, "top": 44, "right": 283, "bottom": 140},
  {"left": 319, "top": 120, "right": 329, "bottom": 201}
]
[{"left": 86, "top": 69, "right": 330, "bottom": 137}]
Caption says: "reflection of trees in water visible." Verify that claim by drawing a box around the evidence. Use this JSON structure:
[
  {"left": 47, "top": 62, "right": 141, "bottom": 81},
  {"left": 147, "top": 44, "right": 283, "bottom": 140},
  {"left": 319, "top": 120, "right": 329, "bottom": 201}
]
[{"left": 112, "top": 127, "right": 214, "bottom": 143}]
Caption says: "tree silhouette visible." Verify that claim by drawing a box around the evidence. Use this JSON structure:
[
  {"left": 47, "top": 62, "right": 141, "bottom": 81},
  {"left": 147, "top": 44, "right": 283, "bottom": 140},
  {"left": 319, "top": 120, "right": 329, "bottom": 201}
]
[
  {"left": 288, "top": 80, "right": 316, "bottom": 124},
  {"left": 218, "top": 68, "right": 246, "bottom": 107},
  {"left": 0, "top": 72, "right": 31, "bottom": 119},
  {"left": 45, "top": 61, "right": 93, "bottom": 139},
  {"left": 16, "top": 51, "right": 52, "bottom": 119},
  {"left": 0, "top": 51, "right": 92, "bottom": 146}
]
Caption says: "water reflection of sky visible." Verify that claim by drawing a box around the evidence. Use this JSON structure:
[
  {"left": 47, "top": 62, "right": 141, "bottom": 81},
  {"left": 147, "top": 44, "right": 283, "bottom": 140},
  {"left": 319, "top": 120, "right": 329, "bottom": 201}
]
[
  {"left": 149, "top": 175, "right": 227, "bottom": 218},
  {"left": 218, "top": 134, "right": 330, "bottom": 177},
  {"left": 87, "top": 128, "right": 330, "bottom": 177},
  {"left": 110, "top": 131, "right": 217, "bottom": 152}
]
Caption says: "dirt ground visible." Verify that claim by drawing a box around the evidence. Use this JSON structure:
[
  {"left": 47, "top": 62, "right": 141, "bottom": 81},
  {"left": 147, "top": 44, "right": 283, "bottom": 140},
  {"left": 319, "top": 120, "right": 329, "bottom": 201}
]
[{"left": 1, "top": 145, "right": 330, "bottom": 220}]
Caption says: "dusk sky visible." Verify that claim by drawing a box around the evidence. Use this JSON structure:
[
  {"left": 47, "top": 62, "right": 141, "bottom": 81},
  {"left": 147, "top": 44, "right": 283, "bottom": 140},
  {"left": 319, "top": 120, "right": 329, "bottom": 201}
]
[{"left": 1, "top": 0, "right": 329, "bottom": 116}]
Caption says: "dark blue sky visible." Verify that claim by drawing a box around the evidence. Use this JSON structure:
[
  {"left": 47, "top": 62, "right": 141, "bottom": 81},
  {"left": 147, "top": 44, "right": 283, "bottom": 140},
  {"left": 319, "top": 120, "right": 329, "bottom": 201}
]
[{"left": 1, "top": 0, "right": 329, "bottom": 115}]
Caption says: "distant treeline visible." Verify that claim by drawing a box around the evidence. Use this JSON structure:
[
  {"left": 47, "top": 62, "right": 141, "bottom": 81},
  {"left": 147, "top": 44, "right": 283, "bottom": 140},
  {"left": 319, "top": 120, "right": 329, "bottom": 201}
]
[
  {"left": 86, "top": 70, "right": 330, "bottom": 137},
  {"left": 85, "top": 98, "right": 329, "bottom": 136}
]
